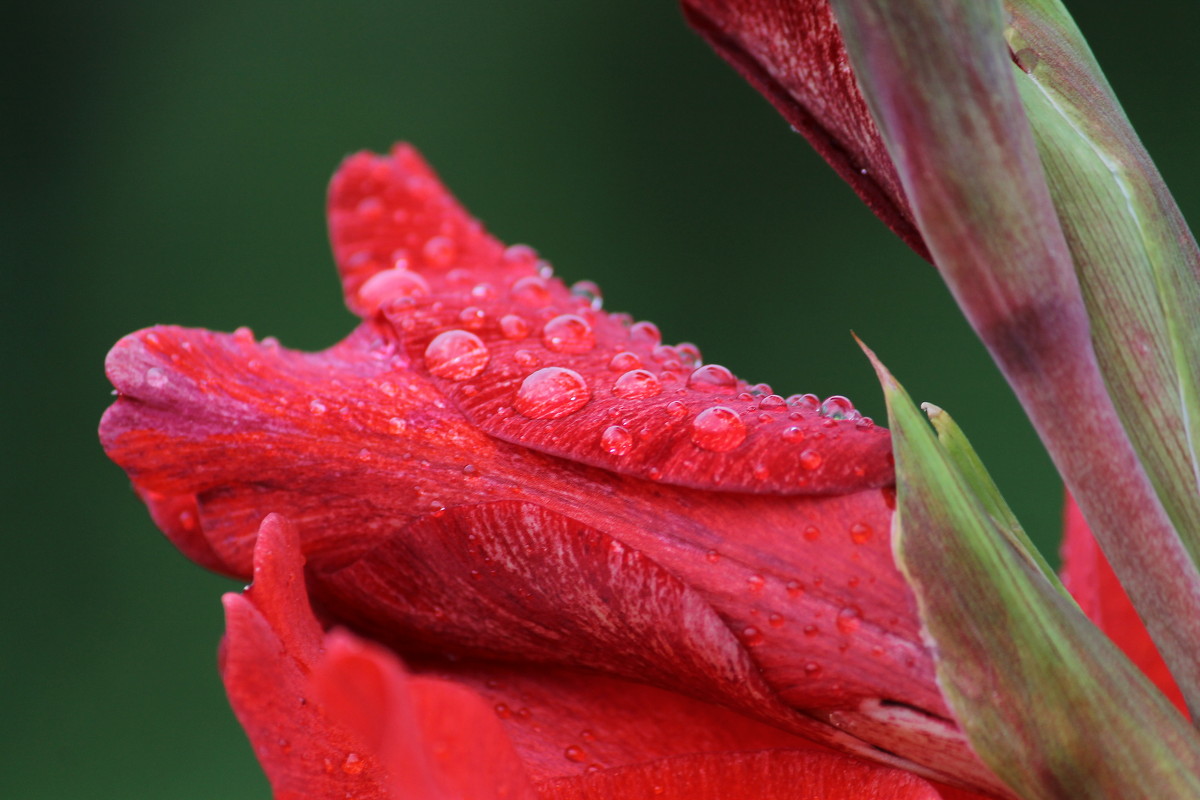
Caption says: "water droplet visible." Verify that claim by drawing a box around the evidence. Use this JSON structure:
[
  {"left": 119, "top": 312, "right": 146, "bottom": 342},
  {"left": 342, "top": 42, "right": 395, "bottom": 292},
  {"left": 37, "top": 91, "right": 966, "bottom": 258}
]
[
  {"left": 820, "top": 395, "right": 860, "bottom": 420},
  {"left": 781, "top": 426, "right": 805, "bottom": 443},
  {"left": 494, "top": 703, "right": 512, "bottom": 718},
  {"left": 804, "top": 662, "right": 823, "bottom": 677},
  {"left": 504, "top": 243, "right": 537, "bottom": 264},
  {"left": 471, "top": 282, "right": 497, "bottom": 300},
  {"left": 342, "top": 753, "right": 365, "bottom": 775},
  {"left": 500, "top": 314, "right": 530, "bottom": 340},
  {"left": 515, "top": 367, "right": 591, "bottom": 419},
  {"left": 310, "top": 399, "right": 328, "bottom": 415},
  {"left": 564, "top": 745, "right": 588, "bottom": 763},
  {"left": 424, "top": 330, "right": 490, "bottom": 380},
  {"left": 752, "top": 463, "right": 770, "bottom": 480},
  {"left": 516, "top": 707, "right": 532, "bottom": 720},
  {"left": 600, "top": 425, "right": 633, "bottom": 456},
  {"left": 612, "top": 369, "right": 662, "bottom": 399},
  {"left": 1015, "top": 47, "right": 1039, "bottom": 73},
  {"left": 145, "top": 367, "right": 168, "bottom": 389},
  {"left": 462, "top": 464, "right": 478, "bottom": 476},
  {"left": 570, "top": 280, "right": 603, "bottom": 309},
  {"left": 768, "top": 612, "right": 785, "bottom": 628},
  {"left": 357, "top": 267, "right": 430, "bottom": 312},
  {"left": 837, "top": 606, "right": 863, "bottom": 634},
  {"left": 705, "top": 549, "right": 721, "bottom": 564},
  {"left": 511, "top": 276, "right": 553, "bottom": 307},
  {"left": 803, "top": 624, "right": 819, "bottom": 637},
  {"left": 388, "top": 417, "right": 407, "bottom": 434},
  {"left": 799, "top": 449, "right": 823, "bottom": 470},
  {"left": 691, "top": 406, "right": 747, "bottom": 452},
  {"left": 747, "top": 574, "right": 765, "bottom": 592},
  {"left": 514, "top": 349, "right": 540, "bottom": 367},
  {"left": 856, "top": 416, "right": 875, "bottom": 429},
  {"left": 759, "top": 394, "right": 786, "bottom": 410},
  {"left": 357, "top": 448, "right": 372, "bottom": 461},
  {"left": 542, "top": 314, "right": 595, "bottom": 354},
  {"left": 803, "top": 525, "right": 821, "bottom": 541},
  {"left": 687, "top": 364, "right": 737, "bottom": 393},
  {"left": 881, "top": 486, "right": 897, "bottom": 510},
  {"left": 629, "top": 321, "right": 661, "bottom": 345},
  {"left": 676, "top": 342, "right": 702, "bottom": 367},
  {"left": 608, "top": 351, "right": 642, "bottom": 371},
  {"left": 666, "top": 400, "right": 688, "bottom": 418},
  {"left": 787, "top": 393, "right": 820, "bottom": 412},
  {"left": 850, "top": 522, "right": 874, "bottom": 544},
  {"left": 742, "top": 626, "right": 764, "bottom": 646},
  {"left": 459, "top": 306, "right": 487, "bottom": 329},
  {"left": 647, "top": 466, "right": 663, "bottom": 480},
  {"left": 786, "top": 580, "right": 804, "bottom": 597}
]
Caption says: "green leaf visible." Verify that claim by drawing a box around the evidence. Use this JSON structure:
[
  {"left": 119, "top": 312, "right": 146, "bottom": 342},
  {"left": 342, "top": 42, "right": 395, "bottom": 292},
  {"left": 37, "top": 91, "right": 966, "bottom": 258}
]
[
  {"left": 866, "top": 343, "right": 1200, "bottom": 799},
  {"left": 828, "top": 0, "right": 1200, "bottom": 717},
  {"left": 1005, "top": 0, "right": 1200, "bottom": 569}
]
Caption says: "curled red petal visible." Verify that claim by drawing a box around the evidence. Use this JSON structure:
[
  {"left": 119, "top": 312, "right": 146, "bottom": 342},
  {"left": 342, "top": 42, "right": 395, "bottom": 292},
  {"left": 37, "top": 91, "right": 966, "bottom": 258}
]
[
  {"left": 1060, "top": 493, "right": 1187, "bottom": 715},
  {"left": 220, "top": 514, "right": 389, "bottom": 798},
  {"left": 680, "top": 0, "right": 928, "bottom": 261},
  {"left": 315, "top": 632, "right": 540, "bottom": 800},
  {"left": 326, "top": 144, "right": 894, "bottom": 495}
]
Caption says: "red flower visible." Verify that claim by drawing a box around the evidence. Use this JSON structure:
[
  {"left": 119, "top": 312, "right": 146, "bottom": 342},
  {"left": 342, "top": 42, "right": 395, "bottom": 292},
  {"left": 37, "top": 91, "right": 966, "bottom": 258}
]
[
  {"left": 101, "top": 145, "right": 1002, "bottom": 794},
  {"left": 226, "top": 512, "right": 951, "bottom": 798}
]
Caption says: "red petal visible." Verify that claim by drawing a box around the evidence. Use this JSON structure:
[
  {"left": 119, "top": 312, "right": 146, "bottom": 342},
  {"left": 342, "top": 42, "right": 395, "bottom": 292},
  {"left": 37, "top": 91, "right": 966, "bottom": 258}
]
[
  {"left": 325, "top": 144, "right": 894, "bottom": 495},
  {"left": 314, "top": 632, "right": 539, "bottom": 800},
  {"left": 1060, "top": 493, "right": 1187, "bottom": 715},
  {"left": 539, "top": 750, "right": 943, "bottom": 800},
  {"left": 220, "top": 514, "right": 389, "bottom": 798},
  {"left": 680, "top": 0, "right": 928, "bottom": 261}
]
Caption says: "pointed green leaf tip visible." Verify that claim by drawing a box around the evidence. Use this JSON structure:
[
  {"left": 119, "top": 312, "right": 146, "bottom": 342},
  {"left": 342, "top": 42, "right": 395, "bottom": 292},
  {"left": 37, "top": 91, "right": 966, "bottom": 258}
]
[{"left": 861, "top": 340, "right": 1200, "bottom": 799}]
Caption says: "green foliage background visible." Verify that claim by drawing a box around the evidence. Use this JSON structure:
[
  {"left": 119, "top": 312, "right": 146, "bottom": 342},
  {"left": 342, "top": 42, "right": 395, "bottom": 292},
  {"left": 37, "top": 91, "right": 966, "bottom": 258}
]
[{"left": 5, "top": 2, "right": 1198, "bottom": 797}]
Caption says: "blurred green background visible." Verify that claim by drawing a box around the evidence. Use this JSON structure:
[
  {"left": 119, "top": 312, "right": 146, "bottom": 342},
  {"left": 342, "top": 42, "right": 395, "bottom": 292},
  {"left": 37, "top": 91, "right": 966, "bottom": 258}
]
[{"left": 5, "top": 1, "right": 1198, "bottom": 797}]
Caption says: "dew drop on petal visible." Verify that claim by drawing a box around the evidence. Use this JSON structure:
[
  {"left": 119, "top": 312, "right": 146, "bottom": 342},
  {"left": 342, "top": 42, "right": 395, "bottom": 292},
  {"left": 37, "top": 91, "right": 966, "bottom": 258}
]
[
  {"left": 630, "top": 320, "right": 661, "bottom": 345},
  {"left": 803, "top": 624, "right": 819, "bottom": 637},
  {"left": 570, "top": 280, "right": 603, "bottom": 309},
  {"left": 803, "top": 525, "right": 821, "bottom": 541},
  {"left": 850, "top": 522, "right": 874, "bottom": 544},
  {"left": 666, "top": 400, "right": 688, "bottom": 418},
  {"left": 804, "top": 662, "right": 823, "bottom": 677},
  {"left": 499, "top": 314, "right": 530, "bottom": 340},
  {"left": 145, "top": 367, "right": 168, "bottom": 389},
  {"left": 511, "top": 276, "right": 553, "bottom": 307},
  {"left": 608, "top": 351, "right": 642, "bottom": 372},
  {"left": 424, "top": 330, "right": 489, "bottom": 380},
  {"left": 515, "top": 367, "right": 591, "bottom": 419},
  {"left": 309, "top": 399, "right": 328, "bottom": 415},
  {"left": 676, "top": 342, "right": 702, "bottom": 367},
  {"left": 542, "top": 314, "right": 596, "bottom": 354},
  {"left": 837, "top": 606, "right": 863, "bottom": 635},
  {"left": 459, "top": 306, "right": 487, "bottom": 329},
  {"left": 564, "top": 746, "right": 588, "bottom": 763},
  {"left": 357, "top": 267, "right": 430, "bottom": 312},
  {"left": 742, "top": 626, "right": 764, "bottom": 646},
  {"left": 799, "top": 449, "right": 823, "bottom": 470},
  {"left": 747, "top": 574, "right": 765, "bottom": 592},
  {"left": 422, "top": 235, "right": 456, "bottom": 268},
  {"left": 786, "top": 580, "right": 804, "bottom": 597},
  {"left": 768, "top": 612, "right": 785, "bottom": 628},
  {"left": 341, "top": 753, "right": 365, "bottom": 775},
  {"left": 687, "top": 364, "right": 737, "bottom": 393},
  {"left": 494, "top": 703, "right": 511, "bottom": 719},
  {"left": 691, "top": 406, "right": 747, "bottom": 452},
  {"left": 612, "top": 369, "right": 662, "bottom": 399},
  {"left": 600, "top": 425, "right": 633, "bottom": 457},
  {"left": 514, "top": 349, "right": 540, "bottom": 367},
  {"left": 820, "top": 395, "right": 860, "bottom": 420},
  {"left": 787, "top": 393, "right": 820, "bottom": 412},
  {"left": 705, "top": 550, "right": 721, "bottom": 564}
]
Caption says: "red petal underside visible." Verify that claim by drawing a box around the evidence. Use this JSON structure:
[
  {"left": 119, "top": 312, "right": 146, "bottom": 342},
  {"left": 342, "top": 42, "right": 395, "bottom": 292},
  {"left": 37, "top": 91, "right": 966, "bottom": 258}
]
[
  {"left": 679, "top": 0, "right": 928, "bottom": 261},
  {"left": 219, "top": 515, "right": 389, "bottom": 798},
  {"left": 1060, "top": 494, "right": 1187, "bottom": 715},
  {"left": 326, "top": 144, "right": 894, "bottom": 495}
]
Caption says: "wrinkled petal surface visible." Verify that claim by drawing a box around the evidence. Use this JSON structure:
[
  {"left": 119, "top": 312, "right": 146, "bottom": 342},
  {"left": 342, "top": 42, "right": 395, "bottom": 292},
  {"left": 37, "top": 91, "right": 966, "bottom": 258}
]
[{"left": 102, "top": 144, "right": 997, "bottom": 788}]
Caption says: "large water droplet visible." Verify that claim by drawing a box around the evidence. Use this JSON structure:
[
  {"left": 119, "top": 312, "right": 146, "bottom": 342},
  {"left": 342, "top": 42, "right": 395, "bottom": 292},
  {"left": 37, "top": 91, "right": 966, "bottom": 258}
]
[
  {"left": 600, "top": 425, "right": 633, "bottom": 456},
  {"left": 820, "top": 395, "right": 860, "bottom": 420},
  {"left": 799, "top": 449, "right": 823, "bottom": 470},
  {"left": 357, "top": 267, "right": 430, "bottom": 312},
  {"left": 515, "top": 367, "right": 591, "bottom": 419},
  {"left": 742, "top": 626, "right": 764, "bottom": 646},
  {"left": 564, "top": 745, "right": 589, "bottom": 763},
  {"left": 612, "top": 369, "right": 662, "bottom": 399},
  {"left": 787, "top": 394, "right": 820, "bottom": 412},
  {"left": 570, "top": 280, "right": 603, "bottom": 309},
  {"left": 687, "top": 364, "right": 737, "bottom": 393},
  {"left": 542, "top": 314, "right": 595, "bottom": 354},
  {"left": 422, "top": 235, "right": 457, "bottom": 268},
  {"left": 691, "top": 406, "right": 747, "bottom": 452},
  {"left": 424, "top": 330, "right": 489, "bottom": 380}
]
